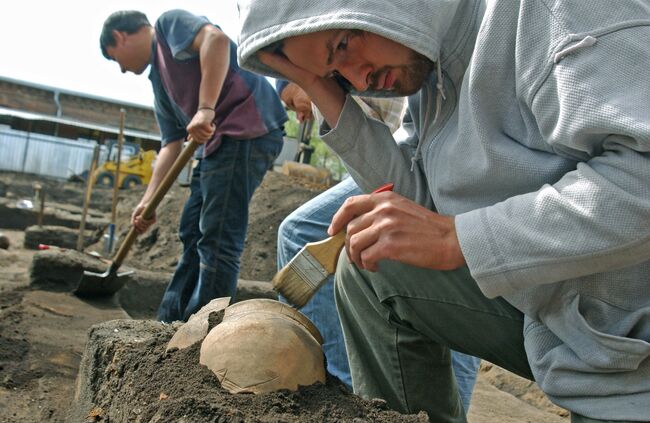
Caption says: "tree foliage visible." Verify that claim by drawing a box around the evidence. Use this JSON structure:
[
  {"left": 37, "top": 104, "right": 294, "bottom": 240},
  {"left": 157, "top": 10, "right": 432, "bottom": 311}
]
[{"left": 284, "top": 111, "right": 347, "bottom": 181}]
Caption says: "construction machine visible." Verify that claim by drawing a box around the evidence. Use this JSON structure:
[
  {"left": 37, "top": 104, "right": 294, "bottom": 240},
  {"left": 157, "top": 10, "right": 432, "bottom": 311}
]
[{"left": 93, "top": 141, "right": 156, "bottom": 189}]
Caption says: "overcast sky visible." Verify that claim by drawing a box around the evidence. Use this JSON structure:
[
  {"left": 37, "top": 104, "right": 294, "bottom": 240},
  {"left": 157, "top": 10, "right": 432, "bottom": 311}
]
[{"left": 0, "top": 1, "right": 240, "bottom": 107}]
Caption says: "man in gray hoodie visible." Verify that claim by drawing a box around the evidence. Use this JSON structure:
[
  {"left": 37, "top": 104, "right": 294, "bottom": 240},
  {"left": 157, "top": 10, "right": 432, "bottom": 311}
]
[{"left": 237, "top": 1, "right": 650, "bottom": 422}]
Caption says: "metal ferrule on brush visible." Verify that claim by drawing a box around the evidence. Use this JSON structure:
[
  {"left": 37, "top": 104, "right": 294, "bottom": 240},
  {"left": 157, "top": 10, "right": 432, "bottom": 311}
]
[{"left": 287, "top": 249, "right": 330, "bottom": 289}]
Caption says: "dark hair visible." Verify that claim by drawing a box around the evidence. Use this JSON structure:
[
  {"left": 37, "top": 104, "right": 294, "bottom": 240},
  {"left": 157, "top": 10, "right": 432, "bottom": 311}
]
[
  {"left": 261, "top": 40, "right": 285, "bottom": 56},
  {"left": 100, "top": 10, "right": 151, "bottom": 59}
]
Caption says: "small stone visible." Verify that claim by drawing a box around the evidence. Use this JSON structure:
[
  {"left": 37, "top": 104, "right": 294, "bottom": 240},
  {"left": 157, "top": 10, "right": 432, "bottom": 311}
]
[{"left": 0, "top": 233, "right": 10, "bottom": 249}]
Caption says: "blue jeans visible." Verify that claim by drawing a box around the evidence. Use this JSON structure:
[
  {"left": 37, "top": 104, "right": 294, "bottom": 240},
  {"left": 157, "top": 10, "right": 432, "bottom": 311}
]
[
  {"left": 158, "top": 129, "right": 283, "bottom": 322},
  {"left": 277, "top": 177, "right": 480, "bottom": 412}
]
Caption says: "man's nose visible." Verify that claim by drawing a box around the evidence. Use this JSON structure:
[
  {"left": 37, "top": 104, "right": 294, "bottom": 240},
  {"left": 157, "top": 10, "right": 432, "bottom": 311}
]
[{"left": 338, "top": 62, "right": 371, "bottom": 92}]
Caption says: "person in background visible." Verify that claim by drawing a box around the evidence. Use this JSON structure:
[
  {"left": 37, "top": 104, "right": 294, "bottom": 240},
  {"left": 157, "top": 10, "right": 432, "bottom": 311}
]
[
  {"left": 100, "top": 9, "right": 287, "bottom": 322},
  {"left": 276, "top": 81, "right": 480, "bottom": 412},
  {"left": 238, "top": 0, "right": 650, "bottom": 421}
]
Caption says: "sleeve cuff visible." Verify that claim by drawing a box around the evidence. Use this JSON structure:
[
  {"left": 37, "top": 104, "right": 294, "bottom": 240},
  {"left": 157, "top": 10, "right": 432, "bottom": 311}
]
[
  {"left": 321, "top": 95, "right": 364, "bottom": 155},
  {"left": 455, "top": 208, "right": 518, "bottom": 298}
]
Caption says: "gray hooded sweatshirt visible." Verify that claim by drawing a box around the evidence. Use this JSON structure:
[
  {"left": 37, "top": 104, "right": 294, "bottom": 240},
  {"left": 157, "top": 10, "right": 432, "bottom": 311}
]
[{"left": 238, "top": 0, "right": 650, "bottom": 420}]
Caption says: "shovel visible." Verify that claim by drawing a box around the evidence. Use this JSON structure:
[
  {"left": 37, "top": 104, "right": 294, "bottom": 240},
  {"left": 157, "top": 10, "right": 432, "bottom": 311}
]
[{"left": 75, "top": 138, "right": 199, "bottom": 297}]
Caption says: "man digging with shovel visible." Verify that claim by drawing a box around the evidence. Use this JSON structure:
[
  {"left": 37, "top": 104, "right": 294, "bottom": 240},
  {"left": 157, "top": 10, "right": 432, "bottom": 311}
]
[{"left": 100, "top": 9, "right": 287, "bottom": 322}]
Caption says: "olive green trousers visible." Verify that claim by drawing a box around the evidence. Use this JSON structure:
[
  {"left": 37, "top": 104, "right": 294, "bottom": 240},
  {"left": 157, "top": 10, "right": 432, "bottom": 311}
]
[{"left": 334, "top": 256, "right": 639, "bottom": 423}]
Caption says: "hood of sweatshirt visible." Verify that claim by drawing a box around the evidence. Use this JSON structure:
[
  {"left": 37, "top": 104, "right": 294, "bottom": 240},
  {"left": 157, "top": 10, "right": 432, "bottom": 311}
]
[{"left": 237, "top": 0, "right": 462, "bottom": 80}]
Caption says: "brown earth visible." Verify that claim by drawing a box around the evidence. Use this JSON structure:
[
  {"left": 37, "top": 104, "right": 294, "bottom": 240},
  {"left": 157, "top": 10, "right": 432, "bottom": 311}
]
[
  {"left": 69, "top": 319, "right": 428, "bottom": 423},
  {"left": 0, "top": 170, "right": 569, "bottom": 422},
  {"left": 86, "top": 170, "right": 320, "bottom": 281}
]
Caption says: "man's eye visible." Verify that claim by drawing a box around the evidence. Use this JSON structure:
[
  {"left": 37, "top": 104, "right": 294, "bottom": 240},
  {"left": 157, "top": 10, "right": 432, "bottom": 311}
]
[{"left": 336, "top": 36, "right": 348, "bottom": 51}]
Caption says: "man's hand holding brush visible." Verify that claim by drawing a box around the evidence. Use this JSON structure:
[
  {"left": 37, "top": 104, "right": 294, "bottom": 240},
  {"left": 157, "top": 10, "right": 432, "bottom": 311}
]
[
  {"left": 329, "top": 186, "right": 466, "bottom": 272},
  {"left": 272, "top": 183, "right": 395, "bottom": 307}
]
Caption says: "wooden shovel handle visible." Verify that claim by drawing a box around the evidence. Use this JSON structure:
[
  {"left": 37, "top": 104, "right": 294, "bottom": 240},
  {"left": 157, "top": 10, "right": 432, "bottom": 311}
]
[{"left": 112, "top": 138, "right": 200, "bottom": 268}]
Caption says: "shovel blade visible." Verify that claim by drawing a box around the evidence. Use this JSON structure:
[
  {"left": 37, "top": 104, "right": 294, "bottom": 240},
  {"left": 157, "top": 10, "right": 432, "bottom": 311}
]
[{"left": 74, "top": 268, "right": 134, "bottom": 297}]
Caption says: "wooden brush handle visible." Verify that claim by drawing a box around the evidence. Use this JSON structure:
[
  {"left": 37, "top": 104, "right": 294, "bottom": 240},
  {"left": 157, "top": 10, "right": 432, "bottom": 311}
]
[{"left": 304, "top": 231, "right": 347, "bottom": 274}]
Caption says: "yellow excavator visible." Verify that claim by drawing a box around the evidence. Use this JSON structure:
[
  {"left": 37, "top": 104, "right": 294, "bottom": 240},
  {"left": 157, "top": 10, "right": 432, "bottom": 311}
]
[{"left": 93, "top": 142, "right": 156, "bottom": 189}]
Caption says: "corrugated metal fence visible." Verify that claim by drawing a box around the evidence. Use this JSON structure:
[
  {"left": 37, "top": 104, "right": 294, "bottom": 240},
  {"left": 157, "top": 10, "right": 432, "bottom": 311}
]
[{"left": 0, "top": 127, "right": 97, "bottom": 179}]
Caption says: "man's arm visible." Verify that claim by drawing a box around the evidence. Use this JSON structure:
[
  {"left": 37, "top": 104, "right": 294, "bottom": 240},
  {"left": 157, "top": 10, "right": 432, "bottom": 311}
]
[
  {"left": 455, "top": 26, "right": 650, "bottom": 298},
  {"left": 260, "top": 51, "right": 425, "bottom": 199},
  {"left": 131, "top": 139, "right": 183, "bottom": 233},
  {"left": 184, "top": 24, "right": 230, "bottom": 143},
  {"left": 258, "top": 51, "right": 346, "bottom": 128},
  {"left": 131, "top": 13, "right": 229, "bottom": 233},
  {"left": 258, "top": 46, "right": 441, "bottom": 272}
]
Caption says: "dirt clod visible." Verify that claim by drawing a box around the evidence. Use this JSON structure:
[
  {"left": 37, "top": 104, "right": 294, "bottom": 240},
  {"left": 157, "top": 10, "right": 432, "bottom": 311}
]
[{"left": 0, "top": 233, "right": 10, "bottom": 249}]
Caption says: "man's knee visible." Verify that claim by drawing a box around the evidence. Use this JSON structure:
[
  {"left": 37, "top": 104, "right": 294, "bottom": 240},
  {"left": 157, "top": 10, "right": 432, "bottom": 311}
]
[
  {"left": 277, "top": 213, "right": 295, "bottom": 245},
  {"left": 333, "top": 253, "right": 383, "bottom": 311},
  {"left": 178, "top": 226, "right": 200, "bottom": 247},
  {"left": 278, "top": 201, "right": 314, "bottom": 247}
]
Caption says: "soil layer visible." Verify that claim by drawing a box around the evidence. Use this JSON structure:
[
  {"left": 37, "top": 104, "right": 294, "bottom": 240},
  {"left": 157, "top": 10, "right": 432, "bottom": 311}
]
[{"left": 70, "top": 320, "right": 428, "bottom": 422}]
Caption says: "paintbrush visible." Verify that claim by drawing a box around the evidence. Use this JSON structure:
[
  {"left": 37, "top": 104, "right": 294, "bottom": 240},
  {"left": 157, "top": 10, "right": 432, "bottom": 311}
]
[{"left": 273, "top": 182, "right": 394, "bottom": 307}]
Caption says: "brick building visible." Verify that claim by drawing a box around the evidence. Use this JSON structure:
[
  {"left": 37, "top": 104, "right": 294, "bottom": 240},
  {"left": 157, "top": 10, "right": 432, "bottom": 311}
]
[
  {"left": 0, "top": 76, "right": 162, "bottom": 179},
  {"left": 0, "top": 75, "right": 160, "bottom": 149}
]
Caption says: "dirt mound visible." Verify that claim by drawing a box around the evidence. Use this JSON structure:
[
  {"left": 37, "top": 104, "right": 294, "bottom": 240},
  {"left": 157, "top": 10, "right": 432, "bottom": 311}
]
[
  {"left": 476, "top": 363, "right": 569, "bottom": 420},
  {"left": 241, "top": 171, "right": 326, "bottom": 280},
  {"left": 103, "top": 170, "right": 324, "bottom": 281},
  {"left": 0, "top": 169, "right": 323, "bottom": 281},
  {"left": 0, "top": 170, "right": 114, "bottom": 213},
  {"left": 70, "top": 319, "right": 427, "bottom": 423}
]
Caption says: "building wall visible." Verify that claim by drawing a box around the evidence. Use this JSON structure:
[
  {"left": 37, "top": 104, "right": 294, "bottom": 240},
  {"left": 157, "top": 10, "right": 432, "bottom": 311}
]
[
  {"left": 0, "top": 80, "right": 57, "bottom": 116},
  {"left": 0, "top": 127, "right": 96, "bottom": 179},
  {"left": 59, "top": 94, "right": 159, "bottom": 134},
  {"left": 0, "top": 79, "right": 159, "bottom": 135}
]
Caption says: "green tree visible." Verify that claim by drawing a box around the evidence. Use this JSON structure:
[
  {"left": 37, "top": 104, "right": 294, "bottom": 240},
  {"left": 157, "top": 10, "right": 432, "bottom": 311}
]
[{"left": 284, "top": 111, "right": 347, "bottom": 181}]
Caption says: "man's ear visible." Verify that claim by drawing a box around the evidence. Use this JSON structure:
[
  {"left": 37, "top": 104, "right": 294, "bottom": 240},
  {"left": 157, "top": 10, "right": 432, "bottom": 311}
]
[{"left": 112, "top": 30, "right": 126, "bottom": 45}]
